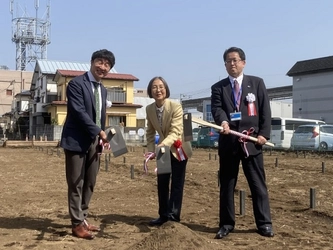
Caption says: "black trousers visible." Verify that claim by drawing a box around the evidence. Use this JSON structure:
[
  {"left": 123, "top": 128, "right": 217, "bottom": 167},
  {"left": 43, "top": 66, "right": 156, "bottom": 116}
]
[
  {"left": 219, "top": 152, "right": 272, "bottom": 229},
  {"left": 157, "top": 154, "right": 187, "bottom": 222},
  {"left": 65, "top": 136, "right": 100, "bottom": 226}
]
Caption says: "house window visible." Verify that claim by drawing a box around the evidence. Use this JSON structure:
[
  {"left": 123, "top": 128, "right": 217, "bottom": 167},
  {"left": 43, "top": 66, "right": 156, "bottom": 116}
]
[
  {"left": 6, "top": 89, "right": 12, "bottom": 96},
  {"left": 108, "top": 116, "right": 126, "bottom": 127}
]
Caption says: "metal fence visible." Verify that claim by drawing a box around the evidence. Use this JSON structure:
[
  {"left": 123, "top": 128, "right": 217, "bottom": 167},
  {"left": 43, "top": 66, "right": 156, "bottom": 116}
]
[
  {"left": 2, "top": 125, "right": 149, "bottom": 146},
  {"left": 4, "top": 123, "right": 332, "bottom": 152}
]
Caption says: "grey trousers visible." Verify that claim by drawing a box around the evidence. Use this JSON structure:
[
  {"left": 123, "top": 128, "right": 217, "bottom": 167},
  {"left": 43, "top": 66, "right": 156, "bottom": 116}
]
[{"left": 65, "top": 136, "right": 100, "bottom": 227}]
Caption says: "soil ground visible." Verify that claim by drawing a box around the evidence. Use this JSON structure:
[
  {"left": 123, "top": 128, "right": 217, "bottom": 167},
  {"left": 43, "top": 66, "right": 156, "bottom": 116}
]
[{"left": 1, "top": 146, "right": 333, "bottom": 250}]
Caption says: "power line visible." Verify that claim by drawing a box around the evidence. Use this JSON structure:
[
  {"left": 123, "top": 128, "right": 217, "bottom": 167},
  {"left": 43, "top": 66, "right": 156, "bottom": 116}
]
[{"left": 0, "top": 82, "right": 15, "bottom": 93}]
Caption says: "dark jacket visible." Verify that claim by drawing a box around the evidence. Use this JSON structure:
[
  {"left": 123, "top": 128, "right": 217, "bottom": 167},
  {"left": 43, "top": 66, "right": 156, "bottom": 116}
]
[
  {"left": 211, "top": 75, "right": 271, "bottom": 156},
  {"left": 60, "top": 72, "right": 107, "bottom": 153}
]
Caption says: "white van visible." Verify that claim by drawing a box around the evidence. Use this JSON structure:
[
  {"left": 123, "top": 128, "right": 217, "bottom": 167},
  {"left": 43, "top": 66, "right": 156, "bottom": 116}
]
[{"left": 269, "top": 117, "right": 326, "bottom": 150}]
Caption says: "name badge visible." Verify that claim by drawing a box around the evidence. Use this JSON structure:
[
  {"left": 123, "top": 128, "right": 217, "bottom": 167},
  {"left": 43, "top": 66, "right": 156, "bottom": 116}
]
[{"left": 230, "top": 112, "right": 242, "bottom": 121}]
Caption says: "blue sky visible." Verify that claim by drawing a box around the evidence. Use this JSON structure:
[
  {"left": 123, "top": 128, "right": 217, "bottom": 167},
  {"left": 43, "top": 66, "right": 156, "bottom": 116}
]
[{"left": 1, "top": 0, "right": 333, "bottom": 99}]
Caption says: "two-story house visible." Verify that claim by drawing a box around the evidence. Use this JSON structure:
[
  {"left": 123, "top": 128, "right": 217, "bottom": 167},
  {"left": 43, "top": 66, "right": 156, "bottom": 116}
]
[
  {"left": 48, "top": 70, "right": 142, "bottom": 129},
  {"left": 29, "top": 59, "right": 117, "bottom": 137}
]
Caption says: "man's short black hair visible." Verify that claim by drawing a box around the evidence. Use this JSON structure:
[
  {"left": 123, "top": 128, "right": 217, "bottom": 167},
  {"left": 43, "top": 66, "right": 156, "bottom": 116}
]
[
  {"left": 223, "top": 47, "right": 246, "bottom": 62},
  {"left": 91, "top": 49, "right": 115, "bottom": 68}
]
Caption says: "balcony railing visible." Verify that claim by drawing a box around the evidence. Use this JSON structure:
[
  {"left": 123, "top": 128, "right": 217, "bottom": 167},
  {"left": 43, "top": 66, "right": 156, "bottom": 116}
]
[
  {"left": 47, "top": 95, "right": 57, "bottom": 103},
  {"left": 107, "top": 88, "right": 126, "bottom": 103}
]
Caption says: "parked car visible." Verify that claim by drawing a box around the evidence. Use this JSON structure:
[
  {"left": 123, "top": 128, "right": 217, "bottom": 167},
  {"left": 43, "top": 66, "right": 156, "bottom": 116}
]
[
  {"left": 290, "top": 124, "right": 333, "bottom": 151},
  {"left": 196, "top": 126, "right": 219, "bottom": 148},
  {"left": 191, "top": 127, "right": 200, "bottom": 147}
]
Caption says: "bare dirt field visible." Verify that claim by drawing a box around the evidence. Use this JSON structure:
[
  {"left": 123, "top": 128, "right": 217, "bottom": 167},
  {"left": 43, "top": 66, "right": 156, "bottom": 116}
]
[{"left": 1, "top": 146, "right": 333, "bottom": 250}]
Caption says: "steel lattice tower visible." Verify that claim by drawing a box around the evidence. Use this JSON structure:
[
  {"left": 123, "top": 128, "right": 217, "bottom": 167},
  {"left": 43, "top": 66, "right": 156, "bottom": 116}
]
[{"left": 10, "top": 0, "right": 51, "bottom": 71}]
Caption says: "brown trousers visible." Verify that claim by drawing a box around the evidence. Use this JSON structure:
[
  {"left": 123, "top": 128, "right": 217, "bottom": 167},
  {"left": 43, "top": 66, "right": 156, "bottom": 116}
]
[{"left": 65, "top": 136, "right": 100, "bottom": 226}]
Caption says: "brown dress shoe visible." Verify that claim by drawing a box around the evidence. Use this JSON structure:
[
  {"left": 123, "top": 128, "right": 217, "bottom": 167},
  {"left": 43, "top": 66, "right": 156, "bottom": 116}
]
[
  {"left": 72, "top": 223, "right": 94, "bottom": 240},
  {"left": 84, "top": 219, "right": 101, "bottom": 232}
]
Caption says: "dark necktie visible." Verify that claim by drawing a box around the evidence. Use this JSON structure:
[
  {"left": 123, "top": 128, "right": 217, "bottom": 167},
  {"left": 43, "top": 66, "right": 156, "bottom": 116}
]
[
  {"left": 234, "top": 79, "right": 240, "bottom": 110},
  {"left": 93, "top": 82, "right": 101, "bottom": 127}
]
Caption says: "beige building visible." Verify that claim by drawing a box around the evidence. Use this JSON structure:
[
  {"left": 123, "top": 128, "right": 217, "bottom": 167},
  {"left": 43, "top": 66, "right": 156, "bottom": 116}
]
[{"left": 0, "top": 69, "right": 32, "bottom": 128}]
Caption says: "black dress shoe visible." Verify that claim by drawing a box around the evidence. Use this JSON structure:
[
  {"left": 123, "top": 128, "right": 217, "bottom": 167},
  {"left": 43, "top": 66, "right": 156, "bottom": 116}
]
[
  {"left": 149, "top": 217, "right": 168, "bottom": 226},
  {"left": 168, "top": 214, "right": 180, "bottom": 222},
  {"left": 258, "top": 226, "right": 274, "bottom": 237},
  {"left": 215, "top": 226, "right": 233, "bottom": 239}
]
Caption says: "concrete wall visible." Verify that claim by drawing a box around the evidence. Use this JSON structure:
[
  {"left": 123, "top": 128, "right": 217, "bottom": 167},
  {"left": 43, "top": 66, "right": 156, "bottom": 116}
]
[
  {"left": 292, "top": 72, "right": 333, "bottom": 123},
  {"left": 270, "top": 100, "right": 292, "bottom": 118},
  {"left": 34, "top": 124, "right": 63, "bottom": 141}
]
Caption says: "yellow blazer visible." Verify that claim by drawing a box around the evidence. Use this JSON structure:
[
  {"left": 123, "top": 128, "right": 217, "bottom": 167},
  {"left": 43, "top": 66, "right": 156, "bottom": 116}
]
[{"left": 146, "top": 99, "right": 192, "bottom": 159}]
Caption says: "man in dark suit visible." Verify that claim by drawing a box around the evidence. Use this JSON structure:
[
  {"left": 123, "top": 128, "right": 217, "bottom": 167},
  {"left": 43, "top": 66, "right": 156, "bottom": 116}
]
[
  {"left": 60, "top": 49, "right": 115, "bottom": 239},
  {"left": 211, "top": 47, "right": 274, "bottom": 239}
]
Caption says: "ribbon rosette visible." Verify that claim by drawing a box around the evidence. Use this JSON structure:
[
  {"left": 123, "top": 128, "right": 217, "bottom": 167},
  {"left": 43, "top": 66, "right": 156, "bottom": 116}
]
[
  {"left": 246, "top": 93, "right": 257, "bottom": 116},
  {"left": 173, "top": 139, "right": 187, "bottom": 161}
]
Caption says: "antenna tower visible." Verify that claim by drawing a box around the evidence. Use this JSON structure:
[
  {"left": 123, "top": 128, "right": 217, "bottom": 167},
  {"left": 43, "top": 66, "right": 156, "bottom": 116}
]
[{"left": 10, "top": 0, "right": 51, "bottom": 71}]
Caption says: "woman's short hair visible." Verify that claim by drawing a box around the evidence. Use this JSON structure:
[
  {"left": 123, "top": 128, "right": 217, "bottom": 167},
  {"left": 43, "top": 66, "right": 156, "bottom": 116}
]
[{"left": 147, "top": 76, "right": 170, "bottom": 98}]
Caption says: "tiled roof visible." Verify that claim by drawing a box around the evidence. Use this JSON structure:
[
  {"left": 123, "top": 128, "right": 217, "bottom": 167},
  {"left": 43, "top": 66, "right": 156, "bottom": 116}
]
[
  {"left": 49, "top": 100, "right": 67, "bottom": 105},
  {"left": 287, "top": 56, "right": 333, "bottom": 76},
  {"left": 56, "top": 70, "right": 139, "bottom": 81},
  {"left": 37, "top": 60, "right": 117, "bottom": 74},
  {"left": 111, "top": 103, "right": 142, "bottom": 108},
  {"left": 45, "top": 101, "right": 142, "bottom": 109}
]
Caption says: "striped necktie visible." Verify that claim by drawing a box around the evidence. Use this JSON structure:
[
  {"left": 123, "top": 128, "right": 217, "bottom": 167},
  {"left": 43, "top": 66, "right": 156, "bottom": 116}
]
[
  {"left": 234, "top": 79, "right": 240, "bottom": 110},
  {"left": 93, "top": 82, "right": 101, "bottom": 127}
]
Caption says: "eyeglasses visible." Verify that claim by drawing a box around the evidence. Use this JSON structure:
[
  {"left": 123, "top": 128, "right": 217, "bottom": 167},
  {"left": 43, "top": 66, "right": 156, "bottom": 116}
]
[
  {"left": 152, "top": 85, "right": 165, "bottom": 91},
  {"left": 94, "top": 59, "right": 111, "bottom": 69},
  {"left": 225, "top": 59, "right": 243, "bottom": 65}
]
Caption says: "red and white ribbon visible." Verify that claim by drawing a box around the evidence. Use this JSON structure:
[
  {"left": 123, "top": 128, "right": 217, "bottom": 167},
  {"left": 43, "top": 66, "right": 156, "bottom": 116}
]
[
  {"left": 173, "top": 139, "right": 187, "bottom": 161},
  {"left": 176, "top": 148, "right": 186, "bottom": 161},
  {"left": 238, "top": 127, "right": 255, "bottom": 158},
  {"left": 246, "top": 93, "right": 257, "bottom": 116},
  {"left": 247, "top": 102, "right": 257, "bottom": 116},
  {"left": 98, "top": 139, "right": 110, "bottom": 155},
  {"left": 144, "top": 152, "right": 156, "bottom": 174}
]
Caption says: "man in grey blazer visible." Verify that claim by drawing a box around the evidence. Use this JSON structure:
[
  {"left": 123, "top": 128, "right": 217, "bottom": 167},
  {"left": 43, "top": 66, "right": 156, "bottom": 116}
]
[
  {"left": 60, "top": 49, "right": 115, "bottom": 239},
  {"left": 211, "top": 47, "right": 274, "bottom": 239}
]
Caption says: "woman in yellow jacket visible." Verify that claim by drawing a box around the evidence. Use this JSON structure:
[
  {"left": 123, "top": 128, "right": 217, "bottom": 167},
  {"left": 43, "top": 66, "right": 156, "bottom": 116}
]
[{"left": 146, "top": 76, "right": 192, "bottom": 226}]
